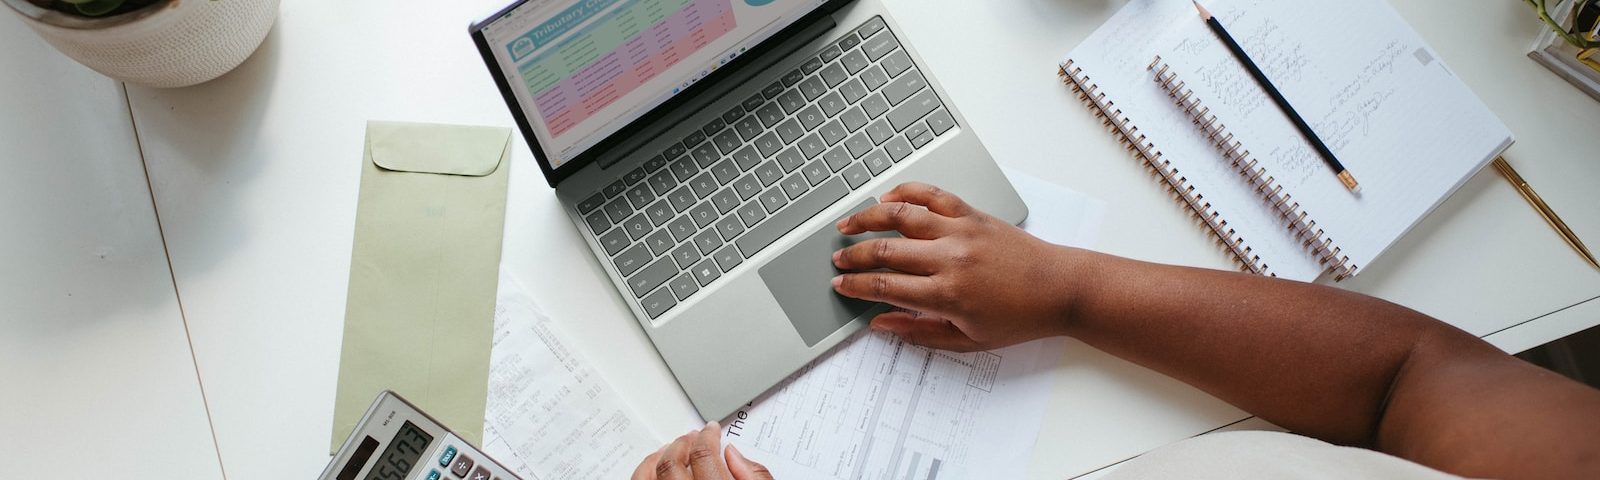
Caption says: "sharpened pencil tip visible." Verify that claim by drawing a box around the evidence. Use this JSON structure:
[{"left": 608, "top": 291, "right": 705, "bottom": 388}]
[{"left": 1193, "top": 0, "right": 1213, "bottom": 20}]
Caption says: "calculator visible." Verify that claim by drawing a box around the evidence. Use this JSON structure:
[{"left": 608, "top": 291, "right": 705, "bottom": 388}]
[{"left": 321, "top": 391, "right": 521, "bottom": 480}]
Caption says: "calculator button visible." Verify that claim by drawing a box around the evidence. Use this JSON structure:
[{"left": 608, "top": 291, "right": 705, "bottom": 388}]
[
  {"left": 469, "top": 466, "right": 492, "bottom": 480},
  {"left": 427, "top": 470, "right": 442, "bottom": 480},
  {"left": 438, "top": 446, "right": 458, "bottom": 467},
  {"left": 450, "top": 455, "right": 474, "bottom": 477}
]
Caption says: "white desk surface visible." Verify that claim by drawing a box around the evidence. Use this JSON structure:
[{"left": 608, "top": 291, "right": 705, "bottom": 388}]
[{"left": 6, "top": 0, "right": 1598, "bottom": 478}]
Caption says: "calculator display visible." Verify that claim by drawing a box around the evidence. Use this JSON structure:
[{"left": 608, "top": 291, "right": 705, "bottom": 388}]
[{"left": 364, "top": 421, "right": 434, "bottom": 480}]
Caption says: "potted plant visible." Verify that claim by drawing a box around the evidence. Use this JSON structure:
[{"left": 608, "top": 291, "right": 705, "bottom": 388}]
[
  {"left": 1527, "top": 0, "right": 1600, "bottom": 101},
  {"left": 5, "top": 0, "right": 280, "bottom": 88}
]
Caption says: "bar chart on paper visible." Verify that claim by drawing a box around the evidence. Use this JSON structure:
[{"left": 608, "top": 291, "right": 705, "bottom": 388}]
[{"left": 506, "top": 0, "right": 740, "bottom": 137}]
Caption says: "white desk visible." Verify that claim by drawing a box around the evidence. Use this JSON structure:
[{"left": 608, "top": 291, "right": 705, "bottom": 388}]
[{"left": 6, "top": 0, "right": 1597, "bottom": 477}]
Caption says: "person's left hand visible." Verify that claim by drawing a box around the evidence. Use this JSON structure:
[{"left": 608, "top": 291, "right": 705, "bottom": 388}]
[{"left": 631, "top": 421, "right": 775, "bottom": 480}]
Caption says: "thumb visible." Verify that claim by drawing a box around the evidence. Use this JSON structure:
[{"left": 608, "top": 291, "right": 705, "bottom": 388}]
[
  {"left": 724, "top": 445, "right": 775, "bottom": 480},
  {"left": 870, "top": 310, "right": 984, "bottom": 352}
]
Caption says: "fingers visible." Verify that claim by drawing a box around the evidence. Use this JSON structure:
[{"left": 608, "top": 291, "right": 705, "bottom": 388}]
[
  {"left": 689, "top": 422, "right": 730, "bottom": 480},
  {"left": 880, "top": 182, "right": 974, "bottom": 218},
  {"left": 833, "top": 238, "right": 943, "bottom": 275},
  {"left": 831, "top": 272, "right": 940, "bottom": 312},
  {"left": 654, "top": 434, "right": 694, "bottom": 480},
  {"left": 870, "top": 310, "right": 985, "bottom": 352},
  {"left": 632, "top": 447, "right": 664, "bottom": 480},
  {"left": 725, "top": 445, "right": 777, "bottom": 480},
  {"left": 837, "top": 201, "right": 953, "bottom": 238}
]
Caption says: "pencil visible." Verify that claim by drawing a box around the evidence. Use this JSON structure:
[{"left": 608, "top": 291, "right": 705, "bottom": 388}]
[{"left": 1193, "top": 1, "right": 1360, "bottom": 192}]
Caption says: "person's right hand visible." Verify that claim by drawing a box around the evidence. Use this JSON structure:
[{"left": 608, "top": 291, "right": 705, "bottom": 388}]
[{"left": 831, "top": 182, "right": 1086, "bottom": 352}]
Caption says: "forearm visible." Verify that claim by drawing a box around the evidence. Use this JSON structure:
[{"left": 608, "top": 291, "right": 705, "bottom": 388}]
[{"left": 1057, "top": 247, "right": 1473, "bottom": 445}]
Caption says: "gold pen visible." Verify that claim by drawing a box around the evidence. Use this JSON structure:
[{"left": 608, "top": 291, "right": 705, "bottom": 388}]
[{"left": 1492, "top": 157, "right": 1599, "bottom": 270}]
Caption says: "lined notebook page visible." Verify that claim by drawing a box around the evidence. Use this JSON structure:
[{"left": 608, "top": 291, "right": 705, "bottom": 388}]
[
  {"left": 1161, "top": 0, "right": 1513, "bottom": 272},
  {"left": 1065, "top": 0, "right": 1327, "bottom": 281}
]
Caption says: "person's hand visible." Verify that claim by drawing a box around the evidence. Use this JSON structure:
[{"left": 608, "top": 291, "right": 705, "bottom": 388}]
[
  {"left": 631, "top": 422, "right": 774, "bottom": 480},
  {"left": 832, "top": 182, "right": 1081, "bottom": 352}
]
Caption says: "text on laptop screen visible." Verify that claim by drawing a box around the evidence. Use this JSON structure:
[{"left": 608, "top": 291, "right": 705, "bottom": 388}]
[{"left": 483, "top": 0, "right": 827, "bottom": 169}]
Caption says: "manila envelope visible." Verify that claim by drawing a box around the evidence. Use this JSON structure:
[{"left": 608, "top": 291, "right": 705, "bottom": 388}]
[{"left": 330, "top": 121, "right": 511, "bottom": 453}]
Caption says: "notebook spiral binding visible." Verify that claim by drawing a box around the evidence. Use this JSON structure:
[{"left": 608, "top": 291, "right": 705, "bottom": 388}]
[
  {"left": 1147, "top": 56, "right": 1356, "bottom": 280},
  {"left": 1058, "top": 60, "right": 1268, "bottom": 277}
]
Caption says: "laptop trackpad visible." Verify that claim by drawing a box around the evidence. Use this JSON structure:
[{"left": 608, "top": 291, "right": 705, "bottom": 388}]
[{"left": 759, "top": 198, "right": 897, "bottom": 347}]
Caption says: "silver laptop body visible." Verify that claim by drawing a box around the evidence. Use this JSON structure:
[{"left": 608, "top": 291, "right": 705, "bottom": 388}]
[{"left": 473, "top": 0, "right": 1026, "bottom": 421}]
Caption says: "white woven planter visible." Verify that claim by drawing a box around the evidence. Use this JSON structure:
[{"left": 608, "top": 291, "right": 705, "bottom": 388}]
[{"left": 6, "top": 0, "right": 280, "bottom": 88}]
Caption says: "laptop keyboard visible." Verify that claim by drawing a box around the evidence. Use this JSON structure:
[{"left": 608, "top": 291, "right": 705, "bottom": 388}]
[{"left": 575, "top": 16, "right": 958, "bottom": 320}]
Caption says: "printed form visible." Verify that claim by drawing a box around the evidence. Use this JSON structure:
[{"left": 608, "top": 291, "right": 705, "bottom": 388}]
[
  {"left": 482, "top": 270, "right": 659, "bottom": 480},
  {"left": 723, "top": 168, "right": 1104, "bottom": 480}
]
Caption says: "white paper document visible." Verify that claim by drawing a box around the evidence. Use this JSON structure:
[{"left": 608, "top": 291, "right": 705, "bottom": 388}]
[
  {"left": 482, "top": 270, "right": 658, "bottom": 480},
  {"left": 722, "top": 170, "right": 1103, "bottom": 480}
]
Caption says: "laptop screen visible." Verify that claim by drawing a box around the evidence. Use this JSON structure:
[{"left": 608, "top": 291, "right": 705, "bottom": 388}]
[{"left": 479, "top": 0, "right": 830, "bottom": 171}]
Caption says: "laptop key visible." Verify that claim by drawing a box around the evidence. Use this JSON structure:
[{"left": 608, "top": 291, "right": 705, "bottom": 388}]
[
  {"left": 884, "top": 136, "right": 914, "bottom": 163},
  {"left": 779, "top": 89, "right": 808, "bottom": 113},
  {"left": 819, "top": 63, "right": 849, "bottom": 88},
  {"left": 603, "top": 199, "right": 633, "bottom": 224},
  {"left": 776, "top": 147, "right": 807, "bottom": 172},
  {"left": 819, "top": 45, "right": 842, "bottom": 63},
  {"left": 926, "top": 108, "right": 957, "bottom": 135},
  {"left": 628, "top": 258, "right": 678, "bottom": 297},
  {"left": 668, "top": 158, "right": 698, "bottom": 182},
  {"left": 736, "top": 202, "right": 767, "bottom": 227},
  {"left": 857, "top": 16, "right": 886, "bottom": 39},
  {"left": 623, "top": 167, "right": 647, "bottom": 185},
  {"left": 733, "top": 174, "right": 762, "bottom": 200},
  {"left": 713, "top": 131, "right": 742, "bottom": 156},
  {"left": 822, "top": 146, "right": 853, "bottom": 172},
  {"left": 648, "top": 171, "right": 678, "bottom": 196},
  {"left": 671, "top": 243, "right": 702, "bottom": 269},
  {"left": 668, "top": 273, "right": 699, "bottom": 301},
  {"left": 754, "top": 132, "right": 784, "bottom": 158},
  {"left": 623, "top": 213, "right": 652, "bottom": 241},
  {"left": 715, "top": 215, "right": 746, "bottom": 242},
  {"left": 721, "top": 106, "right": 745, "bottom": 124},
  {"left": 625, "top": 184, "right": 655, "bottom": 209},
  {"left": 664, "top": 143, "right": 688, "bottom": 160},
  {"left": 882, "top": 50, "right": 915, "bottom": 78},
  {"left": 682, "top": 131, "right": 707, "bottom": 149},
  {"left": 713, "top": 245, "right": 743, "bottom": 270},
  {"left": 780, "top": 173, "right": 810, "bottom": 200},
  {"left": 842, "top": 163, "right": 872, "bottom": 189},
  {"left": 693, "top": 229, "right": 723, "bottom": 255},
  {"left": 756, "top": 103, "right": 786, "bottom": 128},
  {"left": 646, "top": 230, "right": 675, "bottom": 256},
  {"left": 761, "top": 80, "right": 785, "bottom": 99},
  {"left": 614, "top": 244, "right": 653, "bottom": 277},
  {"left": 689, "top": 202, "right": 718, "bottom": 228},
  {"left": 860, "top": 65, "right": 890, "bottom": 91},
  {"left": 801, "top": 160, "right": 829, "bottom": 186},
  {"left": 644, "top": 200, "right": 674, "bottom": 227},
  {"left": 837, "top": 32, "right": 861, "bottom": 51},
  {"left": 687, "top": 172, "right": 718, "bottom": 198},
  {"left": 819, "top": 120, "right": 849, "bottom": 146},
  {"left": 754, "top": 161, "right": 783, "bottom": 186},
  {"left": 776, "top": 118, "right": 805, "bottom": 144},
  {"left": 841, "top": 50, "right": 870, "bottom": 74},
  {"left": 710, "top": 159, "right": 740, "bottom": 184},
  {"left": 600, "top": 228, "right": 631, "bottom": 256},
  {"left": 866, "top": 119, "right": 895, "bottom": 145},
  {"left": 641, "top": 287, "right": 676, "bottom": 319},
  {"left": 701, "top": 118, "right": 726, "bottom": 137},
  {"left": 889, "top": 89, "right": 941, "bottom": 131},
  {"left": 864, "top": 149, "right": 894, "bottom": 175},
  {"left": 883, "top": 70, "right": 928, "bottom": 105},
  {"left": 666, "top": 186, "right": 696, "bottom": 212},
  {"left": 862, "top": 93, "right": 890, "bottom": 119},
  {"left": 845, "top": 132, "right": 874, "bottom": 158},
  {"left": 818, "top": 92, "right": 847, "bottom": 118},
  {"left": 691, "top": 143, "right": 720, "bottom": 168},
  {"left": 840, "top": 107, "right": 870, "bottom": 133},
  {"left": 710, "top": 188, "right": 740, "bottom": 214},
  {"left": 797, "top": 77, "right": 827, "bottom": 102},
  {"left": 862, "top": 29, "right": 899, "bottom": 60},
  {"left": 796, "top": 134, "right": 827, "bottom": 160},
  {"left": 731, "top": 145, "right": 762, "bottom": 171},
  {"left": 644, "top": 155, "right": 668, "bottom": 172},
  {"left": 742, "top": 93, "right": 766, "bottom": 112},
  {"left": 736, "top": 177, "right": 849, "bottom": 258},
  {"left": 584, "top": 210, "right": 612, "bottom": 234},
  {"left": 603, "top": 180, "right": 627, "bottom": 198},
  {"left": 797, "top": 105, "right": 826, "bottom": 131},
  {"left": 690, "top": 258, "right": 722, "bottom": 287},
  {"left": 907, "top": 122, "right": 936, "bottom": 149},
  {"left": 780, "top": 68, "right": 804, "bottom": 87},
  {"left": 800, "top": 57, "right": 824, "bottom": 74},
  {"left": 840, "top": 79, "right": 869, "bottom": 105},
  {"left": 734, "top": 117, "right": 764, "bottom": 142},
  {"left": 667, "top": 216, "right": 697, "bottom": 242},
  {"left": 759, "top": 186, "right": 789, "bottom": 213},
  {"left": 578, "top": 193, "right": 606, "bottom": 214}
]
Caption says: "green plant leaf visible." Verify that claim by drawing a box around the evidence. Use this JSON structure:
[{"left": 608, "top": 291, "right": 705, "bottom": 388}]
[{"left": 73, "top": 0, "right": 125, "bottom": 16}]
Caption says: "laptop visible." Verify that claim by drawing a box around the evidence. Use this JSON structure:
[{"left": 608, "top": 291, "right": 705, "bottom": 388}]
[{"left": 471, "top": 0, "right": 1026, "bottom": 421}]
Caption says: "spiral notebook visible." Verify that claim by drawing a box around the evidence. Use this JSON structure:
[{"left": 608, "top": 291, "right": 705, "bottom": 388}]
[{"left": 1059, "top": 0, "right": 1513, "bottom": 281}]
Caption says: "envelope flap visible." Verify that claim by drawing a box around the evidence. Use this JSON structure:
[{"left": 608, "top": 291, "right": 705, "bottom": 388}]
[{"left": 368, "top": 121, "right": 511, "bottom": 177}]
